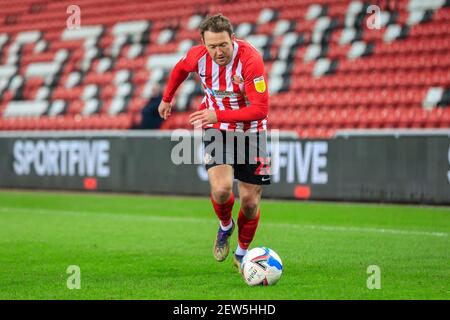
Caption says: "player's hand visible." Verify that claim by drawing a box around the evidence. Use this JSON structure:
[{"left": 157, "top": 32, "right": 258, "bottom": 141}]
[
  {"left": 188, "top": 109, "right": 218, "bottom": 127},
  {"left": 158, "top": 101, "right": 172, "bottom": 119}
]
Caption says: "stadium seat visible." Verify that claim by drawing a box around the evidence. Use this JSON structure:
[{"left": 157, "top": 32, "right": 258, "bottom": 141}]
[{"left": 0, "top": 0, "right": 448, "bottom": 136}]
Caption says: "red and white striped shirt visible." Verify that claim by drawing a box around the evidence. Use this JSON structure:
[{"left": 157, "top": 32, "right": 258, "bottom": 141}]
[{"left": 163, "top": 39, "right": 269, "bottom": 132}]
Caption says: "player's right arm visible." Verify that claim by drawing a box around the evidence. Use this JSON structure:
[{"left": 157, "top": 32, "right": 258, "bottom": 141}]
[{"left": 158, "top": 46, "right": 202, "bottom": 119}]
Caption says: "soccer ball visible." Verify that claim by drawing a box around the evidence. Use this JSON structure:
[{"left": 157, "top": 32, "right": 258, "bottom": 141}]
[{"left": 240, "top": 247, "right": 283, "bottom": 286}]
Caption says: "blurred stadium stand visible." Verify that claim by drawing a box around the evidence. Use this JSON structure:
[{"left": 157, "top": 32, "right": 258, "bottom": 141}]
[{"left": 0, "top": 0, "right": 449, "bottom": 138}]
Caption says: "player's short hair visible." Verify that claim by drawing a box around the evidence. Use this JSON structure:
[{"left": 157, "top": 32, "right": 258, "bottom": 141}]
[{"left": 199, "top": 14, "right": 234, "bottom": 40}]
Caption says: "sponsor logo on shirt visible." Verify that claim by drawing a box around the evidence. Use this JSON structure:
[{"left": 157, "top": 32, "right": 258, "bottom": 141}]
[
  {"left": 213, "top": 89, "right": 241, "bottom": 98},
  {"left": 205, "top": 87, "right": 241, "bottom": 99}
]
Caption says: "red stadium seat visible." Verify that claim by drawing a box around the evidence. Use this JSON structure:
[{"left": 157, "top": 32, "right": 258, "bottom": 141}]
[{"left": 0, "top": 0, "right": 449, "bottom": 137}]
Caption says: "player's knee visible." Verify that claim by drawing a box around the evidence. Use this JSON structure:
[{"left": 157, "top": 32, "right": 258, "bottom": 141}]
[
  {"left": 240, "top": 196, "right": 259, "bottom": 218},
  {"left": 211, "top": 186, "right": 233, "bottom": 204}
]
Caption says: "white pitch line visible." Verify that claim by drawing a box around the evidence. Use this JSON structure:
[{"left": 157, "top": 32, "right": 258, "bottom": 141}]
[
  {"left": 0, "top": 206, "right": 448, "bottom": 238},
  {"left": 265, "top": 222, "right": 449, "bottom": 238}
]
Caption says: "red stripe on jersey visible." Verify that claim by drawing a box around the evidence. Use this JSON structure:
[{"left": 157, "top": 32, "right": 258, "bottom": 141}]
[
  {"left": 205, "top": 54, "right": 222, "bottom": 130},
  {"left": 227, "top": 57, "right": 244, "bottom": 131},
  {"left": 218, "top": 65, "right": 232, "bottom": 130},
  {"left": 239, "top": 51, "right": 252, "bottom": 131},
  {"left": 205, "top": 54, "right": 212, "bottom": 88},
  {"left": 242, "top": 116, "right": 252, "bottom": 132},
  {"left": 219, "top": 65, "right": 227, "bottom": 91},
  {"left": 222, "top": 96, "right": 234, "bottom": 130},
  {"left": 257, "top": 119, "right": 264, "bottom": 130},
  {"left": 231, "top": 56, "right": 241, "bottom": 93}
]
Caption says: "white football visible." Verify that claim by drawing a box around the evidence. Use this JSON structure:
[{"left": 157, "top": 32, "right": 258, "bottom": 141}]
[{"left": 240, "top": 247, "right": 283, "bottom": 286}]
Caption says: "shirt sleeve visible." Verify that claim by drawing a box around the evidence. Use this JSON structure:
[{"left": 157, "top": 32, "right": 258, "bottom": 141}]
[
  {"left": 215, "top": 53, "right": 269, "bottom": 122},
  {"left": 162, "top": 48, "right": 200, "bottom": 103}
]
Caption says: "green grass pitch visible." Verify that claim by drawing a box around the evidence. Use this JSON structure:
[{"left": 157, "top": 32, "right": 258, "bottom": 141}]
[{"left": 0, "top": 190, "right": 448, "bottom": 299}]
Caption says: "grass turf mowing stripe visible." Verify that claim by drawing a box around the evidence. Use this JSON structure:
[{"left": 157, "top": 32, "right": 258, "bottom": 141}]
[{"left": 0, "top": 206, "right": 448, "bottom": 238}]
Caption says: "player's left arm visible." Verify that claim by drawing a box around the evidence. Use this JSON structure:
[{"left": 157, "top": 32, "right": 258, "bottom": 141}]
[
  {"left": 188, "top": 54, "right": 269, "bottom": 126},
  {"left": 216, "top": 55, "right": 269, "bottom": 122}
]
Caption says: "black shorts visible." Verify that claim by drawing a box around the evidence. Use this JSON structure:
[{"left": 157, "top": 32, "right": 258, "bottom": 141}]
[{"left": 203, "top": 128, "right": 271, "bottom": 185}]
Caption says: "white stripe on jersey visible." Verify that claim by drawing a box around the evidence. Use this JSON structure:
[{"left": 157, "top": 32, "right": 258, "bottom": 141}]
[
  {"left": 231, "top": 40, "right": 239, "bottom": 62},
  {"left": 225, "top": 62, "right": 233, "bottom": 92},
  {"left": 197, "top": 54, "right": 215, "bottom": 113},
  {"left": 261, "top": 119, "right": 268, "bottom": 131},
  {"left": 198, "top": 54, "right": 206, "bottom": 83},
  {"left": 250, "top": 120, "right": 259, "bottom": 132},
  {"left": 211, "top": 62, "right": 224, "bottom": 111}
]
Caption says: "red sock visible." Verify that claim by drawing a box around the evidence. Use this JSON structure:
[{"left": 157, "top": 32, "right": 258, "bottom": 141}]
[
  {"left": 211, "top": 192, "right": 234, "bottom": 227},
  {"left": 237, "top": 209, "right": 260, "bottom": 250}
]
